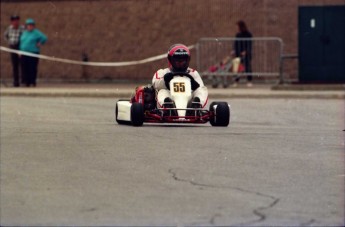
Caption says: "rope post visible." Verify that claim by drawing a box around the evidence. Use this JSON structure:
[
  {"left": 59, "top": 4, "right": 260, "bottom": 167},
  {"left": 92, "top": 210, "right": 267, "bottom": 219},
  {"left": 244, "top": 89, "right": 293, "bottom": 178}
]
[{"left": 81, "top": 52, "right": 89, "bottom": 82}]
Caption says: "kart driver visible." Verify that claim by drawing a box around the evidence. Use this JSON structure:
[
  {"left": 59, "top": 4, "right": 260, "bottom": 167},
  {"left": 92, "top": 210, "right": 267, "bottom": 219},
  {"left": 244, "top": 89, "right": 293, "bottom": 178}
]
[{"left": 152, "top": 44, "right": 208, "bottom": 109}]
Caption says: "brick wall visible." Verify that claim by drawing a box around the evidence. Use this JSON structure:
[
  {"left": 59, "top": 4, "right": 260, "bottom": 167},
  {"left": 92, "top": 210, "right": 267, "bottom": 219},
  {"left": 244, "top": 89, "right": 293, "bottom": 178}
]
[{"left": 1, "top": 0, "right": 344, "bottom": 83}]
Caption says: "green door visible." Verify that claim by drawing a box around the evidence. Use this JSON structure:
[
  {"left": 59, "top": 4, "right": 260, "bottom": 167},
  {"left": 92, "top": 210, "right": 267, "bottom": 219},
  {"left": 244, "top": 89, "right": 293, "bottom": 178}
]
[{"left": 299, "top": 6, "right": 345, "bottom": 83}]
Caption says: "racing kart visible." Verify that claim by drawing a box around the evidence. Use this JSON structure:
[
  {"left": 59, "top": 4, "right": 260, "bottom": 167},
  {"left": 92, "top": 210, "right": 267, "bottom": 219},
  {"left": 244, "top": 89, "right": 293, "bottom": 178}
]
[{"left": 115, "top": 72, "right": 231, "bottom": 127}]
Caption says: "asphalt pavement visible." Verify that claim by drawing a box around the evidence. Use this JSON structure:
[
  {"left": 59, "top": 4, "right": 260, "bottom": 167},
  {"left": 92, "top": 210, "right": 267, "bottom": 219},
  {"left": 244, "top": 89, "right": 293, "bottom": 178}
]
[
  {"left": 1, "top": 97, "right": 344, "bottom": 226},
  {"left": 0, "top": 82, "right": 344, "bottom": 99}
]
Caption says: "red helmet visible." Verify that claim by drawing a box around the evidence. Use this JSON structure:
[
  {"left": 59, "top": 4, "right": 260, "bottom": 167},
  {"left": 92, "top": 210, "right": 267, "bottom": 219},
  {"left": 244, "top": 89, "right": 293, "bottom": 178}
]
[{"left": 167, "top": 44, "right": 191, "bottom": 72}]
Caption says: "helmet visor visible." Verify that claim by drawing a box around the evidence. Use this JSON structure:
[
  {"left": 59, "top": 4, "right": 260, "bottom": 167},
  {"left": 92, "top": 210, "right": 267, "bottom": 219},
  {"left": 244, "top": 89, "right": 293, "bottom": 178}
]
[{"left": 171, "top": 55, "right": 189, "bottom": 72}]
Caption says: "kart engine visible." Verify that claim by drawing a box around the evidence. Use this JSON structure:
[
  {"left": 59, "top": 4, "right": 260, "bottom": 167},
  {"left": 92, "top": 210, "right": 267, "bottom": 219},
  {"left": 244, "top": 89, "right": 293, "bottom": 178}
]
[{"left": 132, "top": 85, "right": 156, "bottom": 110}]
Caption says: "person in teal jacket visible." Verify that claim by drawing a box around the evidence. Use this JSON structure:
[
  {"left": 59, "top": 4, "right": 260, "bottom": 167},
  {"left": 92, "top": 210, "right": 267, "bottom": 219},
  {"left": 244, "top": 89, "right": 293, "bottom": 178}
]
[{"left": 20, "top": 18, "right": 47, "bottom": 87}]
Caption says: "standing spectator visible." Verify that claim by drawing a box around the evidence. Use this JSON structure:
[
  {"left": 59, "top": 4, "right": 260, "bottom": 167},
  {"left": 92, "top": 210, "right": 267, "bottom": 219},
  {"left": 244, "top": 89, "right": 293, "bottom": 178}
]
[
  {"left": 20, "top": 18, "right": 47, "bottom": 87},
  {"left": 4, "top": 15, "right": 25, "bottom": 87},
  {"left": 232, "top": 20, "right": 253, "bottom": 87}
]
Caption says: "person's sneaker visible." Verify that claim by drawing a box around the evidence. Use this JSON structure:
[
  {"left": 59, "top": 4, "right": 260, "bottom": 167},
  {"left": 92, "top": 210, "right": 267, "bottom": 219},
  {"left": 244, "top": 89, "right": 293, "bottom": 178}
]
[
  {"left": 163, "top": 97, "right": 177, "bottom": 116},
  {"left": 163, "top": 97, "right": 174, "bottom": 108},
  {"left": 191, "top": 97, "right": 202, "bottom": 108},
  {"left": 246, "top": 82, "right": 253, "bottom": 87},
  {"left": 187, "top": 97, "right": 202, "bottom": 116},
  {"left": 232, "top": 82, "right": 238, "bottom": 87}
]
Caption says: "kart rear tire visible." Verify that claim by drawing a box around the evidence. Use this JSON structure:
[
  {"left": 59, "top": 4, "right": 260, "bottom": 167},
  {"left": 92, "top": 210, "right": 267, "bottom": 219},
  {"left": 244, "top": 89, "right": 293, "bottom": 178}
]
[
  {"left": 115, "top": 100, "right": 131, "bottom": 125},
  {"left": 210, "top": 102, "right": 230, "bottom": 127},
  {"left": 131, "top": 103, "right": 144, "bottom": 126}
]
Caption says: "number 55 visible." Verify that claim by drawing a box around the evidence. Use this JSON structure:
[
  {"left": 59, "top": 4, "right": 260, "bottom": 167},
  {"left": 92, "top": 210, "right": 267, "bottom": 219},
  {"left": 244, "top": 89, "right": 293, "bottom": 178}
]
[{"left": 173, "top": 82, "right": 185, "bottom": 92}]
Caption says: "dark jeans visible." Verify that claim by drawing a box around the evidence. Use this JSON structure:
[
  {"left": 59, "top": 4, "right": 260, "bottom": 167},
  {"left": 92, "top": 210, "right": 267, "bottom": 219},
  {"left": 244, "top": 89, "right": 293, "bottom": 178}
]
[
  {"left": 235, "top": 57, "right": 252, "bottom": 82},
  {"left": 10, "top": 45, "right": 20, "bottom": 86},
  {"left": 21, "top": 55, "right": 39, "bottom": 86}
]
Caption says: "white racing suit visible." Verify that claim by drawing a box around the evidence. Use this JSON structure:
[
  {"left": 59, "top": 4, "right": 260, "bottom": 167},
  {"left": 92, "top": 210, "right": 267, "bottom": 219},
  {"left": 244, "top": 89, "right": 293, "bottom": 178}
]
[{"left": 152, "top": 68, "right": 208, "bottom": 108}]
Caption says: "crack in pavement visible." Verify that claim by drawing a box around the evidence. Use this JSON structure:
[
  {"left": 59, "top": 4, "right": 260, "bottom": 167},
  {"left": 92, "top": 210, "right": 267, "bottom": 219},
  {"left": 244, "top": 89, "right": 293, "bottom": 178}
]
[
  {"left": 241, "top": 196, "right": 280, "bottom": 226},
  {"left": 168, "top": 168, "right": 280, "bottom": 226},
  {"left": 299, "top": 219, "right": 316, "bottom": 226},
  {"left": 209, "top": 213, "right": 222, "bottom": 225}
]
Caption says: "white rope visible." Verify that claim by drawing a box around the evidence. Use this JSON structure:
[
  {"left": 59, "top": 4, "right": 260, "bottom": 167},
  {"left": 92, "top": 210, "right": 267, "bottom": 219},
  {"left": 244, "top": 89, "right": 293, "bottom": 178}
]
[{"left": 0, "top": 45, "right": 195, "bottom": 67}]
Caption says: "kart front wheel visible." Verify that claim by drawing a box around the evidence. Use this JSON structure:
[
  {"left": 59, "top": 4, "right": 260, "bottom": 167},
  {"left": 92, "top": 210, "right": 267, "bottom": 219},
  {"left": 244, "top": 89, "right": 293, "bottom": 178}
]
[
  {"left": 131, "top": 103, "right": 144, "bottom": 126},
  {"left": 209, "top": 102, "right": 219, "bottom": 126},
  {"left": 210, "top": 102, "right": 230, "bottom": 127}
]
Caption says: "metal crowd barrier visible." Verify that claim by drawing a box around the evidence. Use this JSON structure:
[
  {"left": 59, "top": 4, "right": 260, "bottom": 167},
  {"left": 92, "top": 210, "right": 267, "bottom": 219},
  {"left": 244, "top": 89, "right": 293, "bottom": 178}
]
[{"left": 196, "top": 37, "right": 284, "bottom": 87}]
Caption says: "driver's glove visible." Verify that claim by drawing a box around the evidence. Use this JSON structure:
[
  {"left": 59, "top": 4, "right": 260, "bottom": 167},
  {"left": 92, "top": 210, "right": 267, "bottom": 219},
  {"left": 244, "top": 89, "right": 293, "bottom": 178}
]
[
  {"left": 164, "top": 72, "right": 174, "bottom": 90},
  {"left": 184, "top": 74, "right": 200, "bottom": 91},
  {"left": 190, "top": 78, "right": 200, "bottom": 91}
]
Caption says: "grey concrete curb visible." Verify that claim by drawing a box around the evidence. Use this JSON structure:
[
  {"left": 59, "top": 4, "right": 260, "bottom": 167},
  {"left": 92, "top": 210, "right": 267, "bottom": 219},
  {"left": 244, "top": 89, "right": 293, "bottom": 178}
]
[
  {"left": 0, "top": 84, "right": 344, "bottom": 99},
  {"left": 272, "top": 84, "right": 345, "bottom": 91},
  {"left": 1, "top": 90, "right": 344, "bottom": 99}
]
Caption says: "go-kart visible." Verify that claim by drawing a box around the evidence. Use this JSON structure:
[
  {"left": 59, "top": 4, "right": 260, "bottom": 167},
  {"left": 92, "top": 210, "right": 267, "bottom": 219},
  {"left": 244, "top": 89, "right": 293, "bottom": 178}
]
[{"left": 115, "top": 72, "right": 231, "bottom": 127}]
